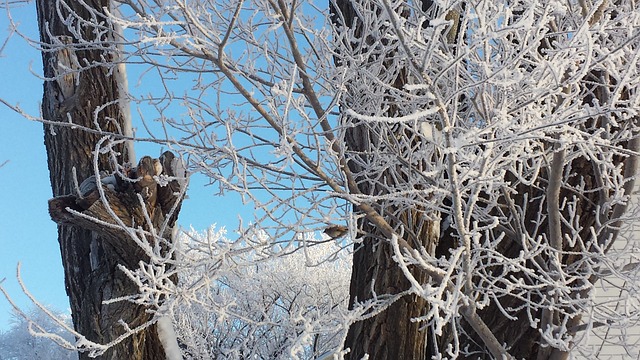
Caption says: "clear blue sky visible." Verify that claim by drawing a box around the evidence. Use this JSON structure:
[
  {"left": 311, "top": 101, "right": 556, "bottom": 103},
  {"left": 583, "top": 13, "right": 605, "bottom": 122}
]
[{"left": 0, "top": 2, "right": 238, "bottom": 331}]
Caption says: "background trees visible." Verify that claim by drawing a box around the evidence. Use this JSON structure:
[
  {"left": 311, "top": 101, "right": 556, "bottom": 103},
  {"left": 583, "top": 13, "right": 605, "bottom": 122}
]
[
  {"left": 172, "top": 228, "right": 350, "bottom": 359},
  {"left": 0, "top": 307, "right": 77, "bottom": 360},
  {"left": 2, "top": 0, "right": 640, "bottom": 358}
]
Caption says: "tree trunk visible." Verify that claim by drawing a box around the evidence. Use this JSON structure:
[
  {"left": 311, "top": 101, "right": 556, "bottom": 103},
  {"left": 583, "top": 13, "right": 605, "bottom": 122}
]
[
  {"left": 36, "top": 0, "right": 177, "bottom": 358},
  {"left": 332, "top": 1, "right": 438, "bottom": 358},
  {"left": 345, "top": 221, "right": 435, "bottom": 360}
]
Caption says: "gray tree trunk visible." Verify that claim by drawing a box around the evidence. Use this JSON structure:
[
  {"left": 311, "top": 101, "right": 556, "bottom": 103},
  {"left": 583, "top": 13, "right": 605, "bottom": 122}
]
[
  {"left": 36, "top": 0, "right": 178, "bottom": 358},
  {"left": 331, "top": 1, "right": 436, "bottom": 358}
]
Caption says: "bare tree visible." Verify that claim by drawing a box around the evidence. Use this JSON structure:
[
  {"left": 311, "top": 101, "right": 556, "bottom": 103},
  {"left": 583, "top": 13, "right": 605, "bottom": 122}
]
[
  {"left": 333, "top": 0, "right": 640, "bottom": 358},
  {"left": 170, "top": 227, "right": 350, "bottom": 359},
  {"left": 4, "top": 0, "right": 640, "bottom": 358},
  {"left": 0, "top": 307, "right": 77, "bottom": 360}
]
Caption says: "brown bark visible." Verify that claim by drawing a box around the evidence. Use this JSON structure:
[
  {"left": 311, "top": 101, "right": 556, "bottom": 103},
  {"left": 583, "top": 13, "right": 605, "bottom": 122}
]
[
  {"left": 36, "top": 0, "right": 182, "bottom": 358},
  {"left": 345, "top": 221, "right": 434, "bottom": 360}
]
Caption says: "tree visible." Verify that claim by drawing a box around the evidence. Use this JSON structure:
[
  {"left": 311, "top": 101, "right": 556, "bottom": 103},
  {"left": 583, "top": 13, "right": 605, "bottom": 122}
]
[
  {"left": 0, "top": 307, "right": 77, "bottom": 360},
  {"left": 329, "top": 1, "right": 640, "bottom": 357},
  {"left": 34, "top": 0, "right": 187, "bottom": 357},
  {"left": 4, "top": 0, "right": 640, "bottom": 358},
  {"left": 171, "top": 227, "right": 350, "bottom": 359}
]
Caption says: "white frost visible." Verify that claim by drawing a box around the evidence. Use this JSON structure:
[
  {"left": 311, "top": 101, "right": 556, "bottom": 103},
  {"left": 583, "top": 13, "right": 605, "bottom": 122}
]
[
  {"left": 112, "top": 2, "right": 135, "bottom": 163},
  {"left": 157, "top": 316, "right": 181, "bottom": 360}
]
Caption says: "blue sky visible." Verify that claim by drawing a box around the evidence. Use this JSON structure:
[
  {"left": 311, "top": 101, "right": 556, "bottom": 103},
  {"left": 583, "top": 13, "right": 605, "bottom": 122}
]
[
  {"left": 0, "top": 3, "right": 65, "bottom": 331},
  {"left": 0, "top": 3, "right": 238, "bottom": 331}
]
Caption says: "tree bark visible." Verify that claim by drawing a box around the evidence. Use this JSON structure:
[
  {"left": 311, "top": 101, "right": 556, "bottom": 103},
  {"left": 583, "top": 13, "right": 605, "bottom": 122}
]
[
  {"left": 36, "top": 0, "right": 180, "bottom": 358},
  {"left": 332, "top": 1, "right": 437, "bottom": 358},
  {"left": 345, "top": 221, "right": 435, "bottom": 360}
]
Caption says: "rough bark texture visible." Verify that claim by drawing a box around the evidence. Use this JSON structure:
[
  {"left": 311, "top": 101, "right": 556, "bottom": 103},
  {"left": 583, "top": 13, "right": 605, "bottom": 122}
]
[
  {"left": 36, "top": 0, "right": 181, "bottom": 358},
  {"left": 345, "top": 221, "right": 435, "bottom": 360}
]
